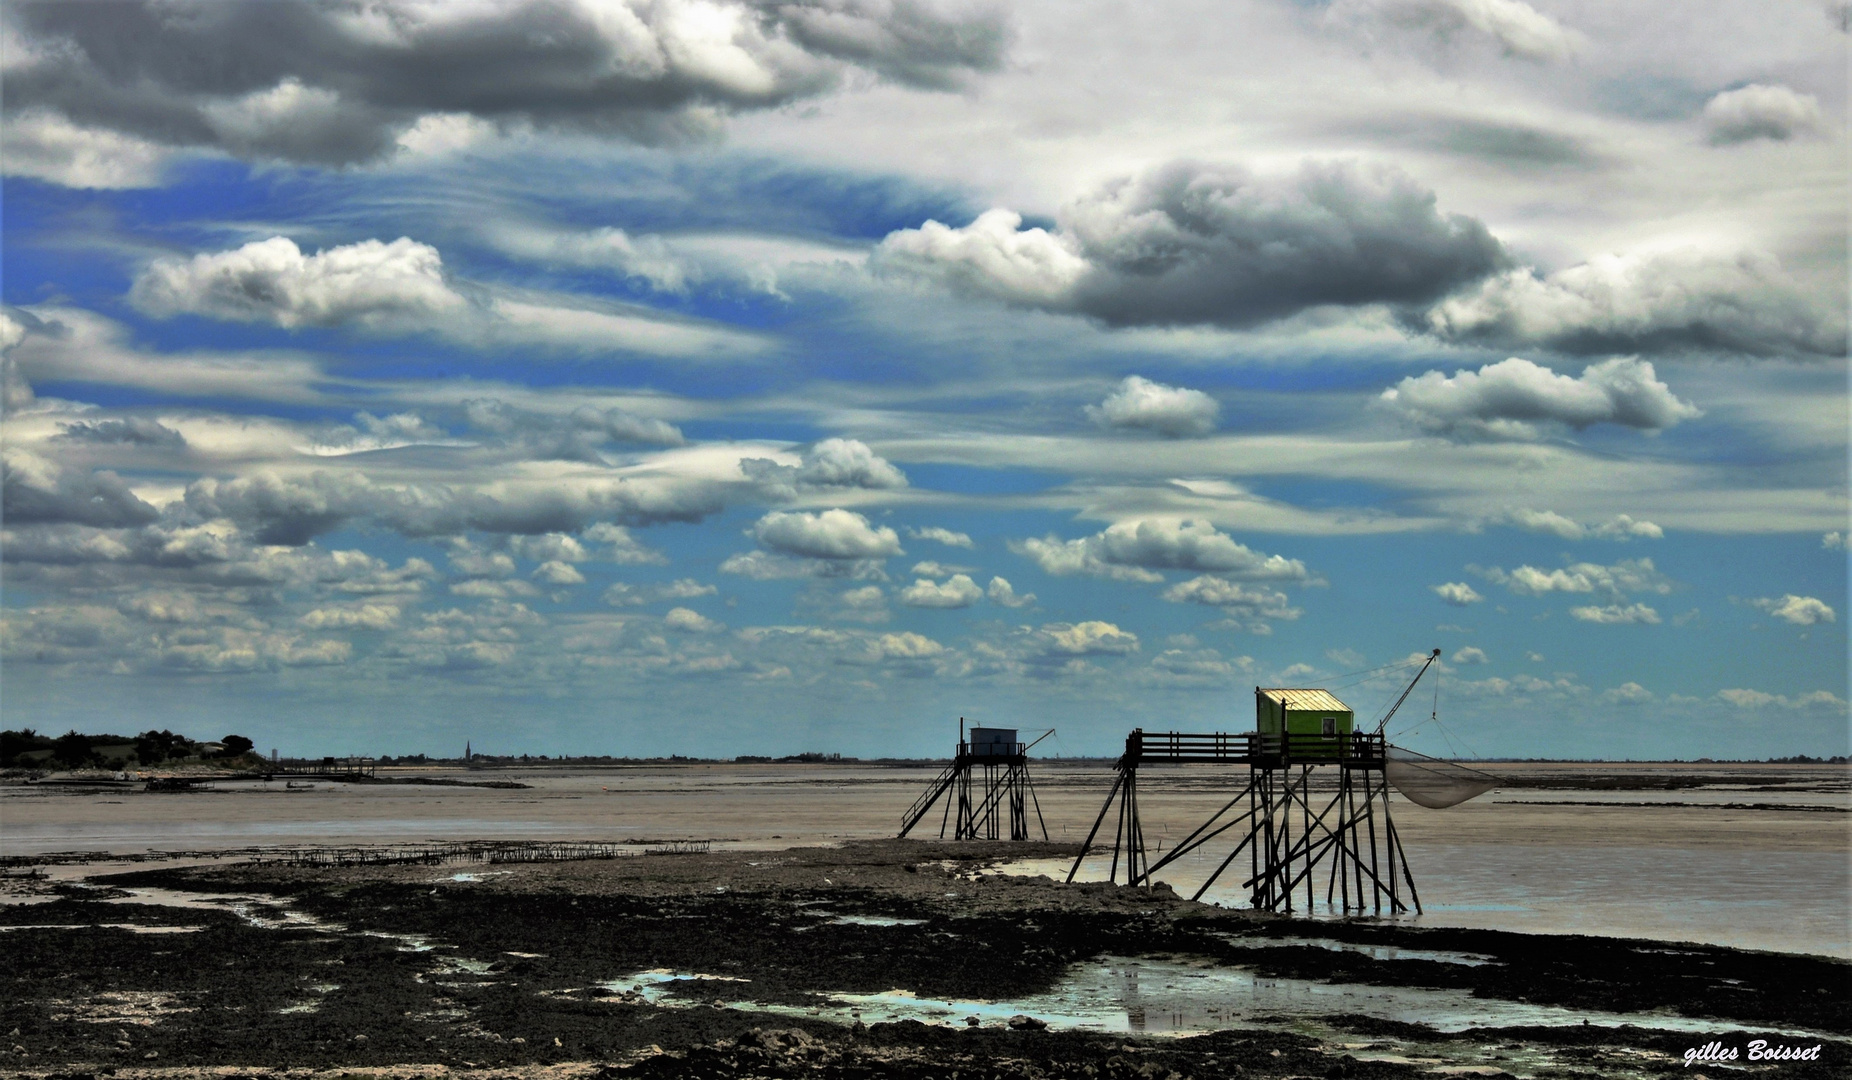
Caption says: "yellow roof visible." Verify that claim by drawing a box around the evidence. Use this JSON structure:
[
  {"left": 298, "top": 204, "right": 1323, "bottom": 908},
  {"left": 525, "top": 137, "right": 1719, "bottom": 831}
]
[{"left": 1258, "top": 688, "right": 1352, "bottom": 713}]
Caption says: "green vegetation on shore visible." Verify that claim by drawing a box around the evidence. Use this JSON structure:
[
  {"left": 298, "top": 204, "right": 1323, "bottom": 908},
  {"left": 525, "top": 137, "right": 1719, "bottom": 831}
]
[{"left": 1, "top": 727, "right": 255, "bottom": 770}]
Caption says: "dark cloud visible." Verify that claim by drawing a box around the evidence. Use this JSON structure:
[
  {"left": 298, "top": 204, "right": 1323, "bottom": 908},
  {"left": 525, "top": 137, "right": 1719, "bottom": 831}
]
[
  {"left": 184, "top": 469, "right": 723, "bottom": 546},
  {"left": 2, "top": 453, "right": 161, "bottom": 527},
  {"left": 55, "top": 417, "right": 187, "bottom": 447},
  {"left": 877, "top": 160, "right": 1509, "bottom": 329},
  {"left": 3, "top": 0, "right": 1010, "bottom": 166}
]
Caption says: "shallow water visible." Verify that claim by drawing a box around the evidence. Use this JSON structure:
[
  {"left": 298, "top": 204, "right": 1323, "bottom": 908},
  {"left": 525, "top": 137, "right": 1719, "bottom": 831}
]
[
  {"left": 6, "top": 762, "right": 1846, "bottom": 958},
  {"left": 997, "top": 837, "right": 1852, "bottom": 960},
  {"left": 602, "top": 955, "right": 1839, "bottom": 1040}
]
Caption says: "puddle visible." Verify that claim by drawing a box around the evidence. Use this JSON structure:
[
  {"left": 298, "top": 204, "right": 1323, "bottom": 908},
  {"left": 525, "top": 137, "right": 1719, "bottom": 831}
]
[
  {"left": 595, "top": 955, "right": 1840, "bottom": 1041},
  {"left": 0, "top": 922, "right": 203, "bottom": 934},
  {"left": 1215, "top": 934, "right": 1498, "bottom": 966},
  {"left": 445, "top": 871, "right": 513, "bottom": 883},
  {"left": 825, "top": 914, "right": 928, "bottom": 928},
  {"left": 600, "top": 969, "right": 753, "bottom": 1002},
  {"left": 361, "top": 929, "right": 444, "bottom": 952}
]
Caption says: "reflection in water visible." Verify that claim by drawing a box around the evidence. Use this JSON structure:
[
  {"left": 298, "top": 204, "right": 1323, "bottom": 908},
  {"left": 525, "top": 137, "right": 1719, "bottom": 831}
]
[
  {"left": 604, "top": 955, "right": 1837, "bottom": 1040},
  {"left": 995, "top": 840, "right": 1851, "bottom": 960}
]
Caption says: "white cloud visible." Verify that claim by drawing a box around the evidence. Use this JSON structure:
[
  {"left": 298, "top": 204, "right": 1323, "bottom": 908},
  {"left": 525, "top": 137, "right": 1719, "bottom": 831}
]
[
  {"left": 1824, "top": 532, "right": 1846, "bottom": 551},
  {"left": 1478, "top": 558, "right": 1674, "bottom": 601},
  {"left": 1602, "top": 681, "right": 1653, "bottom": 705},
  {"left": 749, "top": 508, "right": 902, "bottom": 560},
  {"left": 1492, "top": 508, "right": 1665, "bottom": 540},
  {"left": 1718, "top": 688, "right": 1847, "bottom": 710},
  {"left": 1750, "top": 594, "right": 1836, "bottom": 626},
  {"left": 1161, "top": 577, "right": 1301, "bottom": 622},
  {"left": 1569, "top": 602, "right": 1661, "bottom": 624},
  {"left": 1085, "top": 375, "right": 1219, "bottom": 437},
  {"left": 742, "top": 438, "right": 908, "bottom": 495},
  {"left": 1013, "top": 519, "right": 1308, "bottom": 582},
  {"left": 909, "top": 561, "right": 972, "bottom": 578},
  {"left": 664, "top": 607, "right": 726, "bottom": 634},
  {"left": 1433, "top": 581, "right": 1483, "bottom": 606},
  {"left": 1451, "top": 646, "right": 1488, "bottom": 664},
  {"left": 1703, "top": 84, "right": 1824, "bottom": 145},
  {"left": 898, "top": 573, "right": 983, "bottom": 608},
  {"left": 1334, "top": 0, "right": 1583, "bottom": 62},
  {"left": 908, "top": 526, "right": 973, "bottom": 548},
  {"left": 0, "top": 110, "right": 172, "bottom": 188},
  {"left": 300, "top": 603, "right": 403, "bottom": 631},
  {"left": 875, "top": 209, "right": 1089, "bottom": 305},
  {"left": 603, "top": 578, "right": 718, "bottom": 606},
  {"left": 532, "top": 560, "right": 586, "bottom": 585},
  {"left": 1040, "top": 620, "right": 1139, "bottom": 656},
  {"left": 1419, "top": 251, "right": 1841, "bottom": 358},
  {"left": 986, "top": 576, "right": 1035, "bottom": 608},
  {"left": 1381, "top": 357, "right": 1701, "bottom": 440},
  {"left": 878, "top": 631, "right": 944, "bottom": 659},
  {"left": 131, "top": 237, "right": 466, "bottom": 329}
]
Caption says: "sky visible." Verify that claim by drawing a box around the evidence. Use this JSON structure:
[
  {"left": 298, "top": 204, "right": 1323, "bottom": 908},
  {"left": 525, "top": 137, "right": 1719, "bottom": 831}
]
[{"left": 1, "top": 0, "right": 1846, "bottom": 762}]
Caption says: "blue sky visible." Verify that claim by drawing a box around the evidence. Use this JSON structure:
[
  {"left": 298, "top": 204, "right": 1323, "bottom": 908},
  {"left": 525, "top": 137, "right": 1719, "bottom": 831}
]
[{"left": 2, "top": 0, "right": 1845, "bottom": 761}]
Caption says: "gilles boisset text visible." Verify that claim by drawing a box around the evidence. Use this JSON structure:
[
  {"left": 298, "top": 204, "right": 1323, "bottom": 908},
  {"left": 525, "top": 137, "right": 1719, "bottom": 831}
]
[{"left": 1684, "top": 1040, "right": 1823, "bottom": 1067}]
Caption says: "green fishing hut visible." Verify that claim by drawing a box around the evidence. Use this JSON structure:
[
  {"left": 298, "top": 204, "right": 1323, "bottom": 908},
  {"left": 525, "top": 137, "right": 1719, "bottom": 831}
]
[{"left": 1255, "top": 687, "right": 1354, "bottom": 760}]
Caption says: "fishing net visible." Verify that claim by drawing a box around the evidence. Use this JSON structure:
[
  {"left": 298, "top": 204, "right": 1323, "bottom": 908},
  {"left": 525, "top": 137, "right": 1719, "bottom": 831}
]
[{"left": 1384, "top": 745, "right": 1500, "bottom": 808}]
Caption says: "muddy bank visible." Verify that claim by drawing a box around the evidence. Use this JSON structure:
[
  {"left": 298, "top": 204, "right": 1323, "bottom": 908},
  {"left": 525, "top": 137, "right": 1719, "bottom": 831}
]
[{"left": 2, "top": 840, "right": 1847, "bottom": 1079}]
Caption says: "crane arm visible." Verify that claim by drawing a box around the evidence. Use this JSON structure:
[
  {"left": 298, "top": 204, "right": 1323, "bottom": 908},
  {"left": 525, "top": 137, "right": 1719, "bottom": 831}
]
[{"left": 1374, "top": 649, "right": 1441, "bottom": 735}]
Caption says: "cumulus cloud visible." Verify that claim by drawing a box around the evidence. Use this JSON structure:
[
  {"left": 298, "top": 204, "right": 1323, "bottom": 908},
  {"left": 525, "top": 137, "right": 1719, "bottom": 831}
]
[
  {"left": 2, "top": 450, "right": 161, "bottom": 528},
  {"left": 603, "top": 578, "right": 718, "bottom": 606},
  {"left": 1703, "top": 84, "right": 1824, "bottom": 145},
  {"left": 876, "top": 160, "right": 1506, "bottom": 329},
  {"left": 1086, "top": 376, "right": 1220, "bottom": 437},
  {"left": 878, "top": 630, "right": 944, "bottom": 659},
  {"left": 1380, "top": 356, "right": 1700, "bottom": 440},
  {"left": 1749, "top": 594, "right": 1836, "bottom": 626},
  {"left": 1569, "top": 602, "right": 1661, "bottom": 624},
  {"left": 1418, "top": 251, "right": 1842, "bottom": 358},
  {"left": 1717, "top": 688, "right": 1847, "bottom": 710},
  {"left": 1039, "top": 620, "right": 1139, "bottom": 656},
  {"left": 131, "top": 237, "right": 466, "bottom": 329},
  {"left": 4, "top": 0, "right": 1011, "bottom": 170},
  {"left": 1451, "top": 646, "right": 1488, "bottom": 664},
  {"left": 898, "top": 573, "right": 983, "bottom": 608},
  {"left": 986, "top": 576, "right": 1035, "bottom": 608},
  {"left": 1335, "top": 0, "right": 1584, "bottom": 62},
  {"left": 663, "top": 606, "right": 726, "bottom": 633},
  {"left": 749, "top": 508, "right": 903, "bottom": 560},
  {"left": 1489, "top": 508, "right": 1664, "bottom": 541},
  {"left": 1478, "top": 557, "right": 1673, "bottom": 601},
  {"left": 460, "top": 400, "right": 686, "bottom": 462},
  {"left": 741, "top": 438, "right": 907, "bottom": 496},
  {"left": 908, "top": 525, "right": 974, "bottom": 548},
  {"left": 1433, "top": 582, "right": 1484, "bottom": 606},
  {"left": 1161, "top": 577, "right": 1301, "bottom": 624},
  {"left": 182, "top": 468, "right": 722, "bottom": 546},
  {"left": 1013, "top": 519, "right": 1309, "bottom": 582},
  {"left": 1602, "top": 681, "right": 1653, "bottom": 705},
  {"left": 0, "top": 108, "right": 173, "bottom": 188},
  {"left": 300, "top": 603, "right": 404, "bottom": 631},
  {"left": 1824, "top": 532, "right": 1846, "bottom": 551}
]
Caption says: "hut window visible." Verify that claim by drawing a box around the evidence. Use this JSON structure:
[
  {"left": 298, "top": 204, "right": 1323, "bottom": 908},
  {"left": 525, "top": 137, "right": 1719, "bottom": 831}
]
[{"left": 1321, "top": 716, "right": 1336, "bottom": 736}]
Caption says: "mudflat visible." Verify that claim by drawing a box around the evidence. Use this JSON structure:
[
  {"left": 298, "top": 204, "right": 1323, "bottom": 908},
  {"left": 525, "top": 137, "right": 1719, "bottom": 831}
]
[{"left": 1, "top": 761, "right": 1847, "bottom": 1079}]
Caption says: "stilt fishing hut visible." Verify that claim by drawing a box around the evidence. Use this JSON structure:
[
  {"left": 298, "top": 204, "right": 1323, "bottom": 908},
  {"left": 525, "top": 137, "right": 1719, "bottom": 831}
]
[
  {"left": 1067, "top": 650, "right": 1498, "bottom": 914},
  {"left": 899, "top": 721, "right": 1052, "bottom": 841}
]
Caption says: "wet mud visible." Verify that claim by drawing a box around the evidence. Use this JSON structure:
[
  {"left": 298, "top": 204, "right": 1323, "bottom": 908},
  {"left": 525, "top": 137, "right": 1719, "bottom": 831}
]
[{"left": 3, "top": 839, "right": 1847, "bottom": 1079}]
